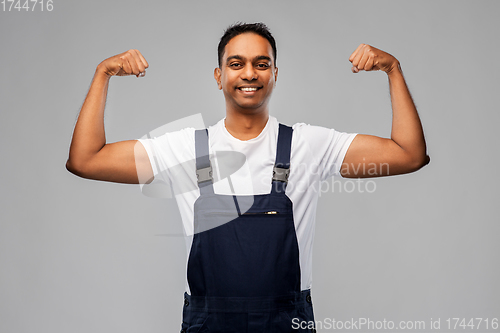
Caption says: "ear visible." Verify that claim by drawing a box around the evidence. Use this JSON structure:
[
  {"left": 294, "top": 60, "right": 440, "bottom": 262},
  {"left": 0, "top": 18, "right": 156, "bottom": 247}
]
[
  {"left": 274, "top": 66, "right": 278, "bottom": 85},
  {"left": 214, "top": 67, "right": 222, "bottom": 90}
]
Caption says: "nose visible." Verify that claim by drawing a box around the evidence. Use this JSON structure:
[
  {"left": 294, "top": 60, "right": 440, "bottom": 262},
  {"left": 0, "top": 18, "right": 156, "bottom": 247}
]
[{"left": 240, "top": 63, "right": 257, "bottom": 81}]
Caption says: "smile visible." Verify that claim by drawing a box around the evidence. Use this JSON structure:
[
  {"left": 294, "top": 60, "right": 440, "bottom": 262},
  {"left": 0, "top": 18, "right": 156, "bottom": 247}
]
[
  {"left": 237, "top": 86, "right": 263, "bottom": 95},
  {"left": 239, "top": 87, "right": 260, "bottom": 91}
]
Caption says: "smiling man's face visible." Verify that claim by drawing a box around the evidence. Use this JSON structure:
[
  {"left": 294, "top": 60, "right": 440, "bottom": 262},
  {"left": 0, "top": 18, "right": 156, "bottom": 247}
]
[{"left": 214, "top": 32, "right": 278, "bottom": 115}]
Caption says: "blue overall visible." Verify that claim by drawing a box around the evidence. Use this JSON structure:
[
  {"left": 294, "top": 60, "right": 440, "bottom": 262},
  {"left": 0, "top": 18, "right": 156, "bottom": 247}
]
[{"left": 180, "top": 124, "right": 316, "bottom": 333}]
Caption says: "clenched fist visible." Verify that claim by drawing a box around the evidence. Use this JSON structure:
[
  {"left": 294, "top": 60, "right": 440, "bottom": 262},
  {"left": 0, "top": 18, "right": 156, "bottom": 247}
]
[
  {"left": 97, "top": 49, "right": 149, "bottom": 78},
  {"left": 349, "top": 44, "right": 399, "bottom": 74}
]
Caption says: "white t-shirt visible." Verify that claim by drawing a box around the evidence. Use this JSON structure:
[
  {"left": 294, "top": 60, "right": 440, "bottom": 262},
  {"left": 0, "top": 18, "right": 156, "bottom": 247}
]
[{"left": 138, "top": 115, "right": 357, "bottom": 294}]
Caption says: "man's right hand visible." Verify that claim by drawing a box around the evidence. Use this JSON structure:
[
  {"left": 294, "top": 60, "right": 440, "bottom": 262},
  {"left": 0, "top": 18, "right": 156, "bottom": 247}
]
[{"left": 97, "top": 49, "right": 149, "bottom": 78}]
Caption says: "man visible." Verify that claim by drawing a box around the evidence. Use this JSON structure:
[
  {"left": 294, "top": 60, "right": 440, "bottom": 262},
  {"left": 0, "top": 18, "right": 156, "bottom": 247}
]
[{"left": 66, "top": 22, "right": 428, "bottom": 333}]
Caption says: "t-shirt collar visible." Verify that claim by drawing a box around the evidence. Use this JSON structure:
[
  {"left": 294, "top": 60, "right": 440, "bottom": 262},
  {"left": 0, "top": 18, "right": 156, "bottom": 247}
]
[{"left": 221, "top": 115, "right": 272, "bottom": 142}]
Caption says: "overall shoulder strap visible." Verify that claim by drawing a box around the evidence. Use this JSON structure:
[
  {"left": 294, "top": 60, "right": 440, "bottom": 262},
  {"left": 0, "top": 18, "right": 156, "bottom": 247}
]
[
  {"left": 271, "top": 123, "right": 293, "bottom": 194},
  {"left": 195, "top": 129, "right": 214, "bottom": 195}
]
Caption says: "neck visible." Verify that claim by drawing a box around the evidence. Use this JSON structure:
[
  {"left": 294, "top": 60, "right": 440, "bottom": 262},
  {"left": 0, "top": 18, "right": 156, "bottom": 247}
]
[{"left": 224, "top": 109, "right": 269, "bottom": 141}]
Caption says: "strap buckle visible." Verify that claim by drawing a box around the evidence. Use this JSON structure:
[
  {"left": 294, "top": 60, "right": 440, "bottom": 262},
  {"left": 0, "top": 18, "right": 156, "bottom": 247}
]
[
  {"left": 272, "top": 166, "right": 290, "bottom": 183},
  {"left": 196, "top": 165, "right": 213, "bottom": 184}
]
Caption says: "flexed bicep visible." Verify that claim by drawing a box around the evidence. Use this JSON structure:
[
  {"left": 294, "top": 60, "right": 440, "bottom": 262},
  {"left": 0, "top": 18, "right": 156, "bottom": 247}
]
[
  {"left": 67, "top": 140, "right": 154, "bottom": 184},
  {"left": 340, "top": 134, "right": 426, "bottom": 178}
]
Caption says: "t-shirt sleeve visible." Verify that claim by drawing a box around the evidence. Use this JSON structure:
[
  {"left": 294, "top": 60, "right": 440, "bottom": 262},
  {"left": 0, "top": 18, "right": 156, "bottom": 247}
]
[
  {"left": 137, "top": 137, "right": 161, "bottom": 181},
  {"left": 136, "top": 128, "right": 196, "bottom": 197},
  {"left": 294, "top": 123, "right": 357, "bottom": 181}
]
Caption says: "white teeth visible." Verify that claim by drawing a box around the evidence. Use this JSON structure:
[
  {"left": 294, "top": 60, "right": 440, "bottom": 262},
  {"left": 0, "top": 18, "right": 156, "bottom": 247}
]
[{"left": 240, "top": 87, "right": 258, "bottom": 91}]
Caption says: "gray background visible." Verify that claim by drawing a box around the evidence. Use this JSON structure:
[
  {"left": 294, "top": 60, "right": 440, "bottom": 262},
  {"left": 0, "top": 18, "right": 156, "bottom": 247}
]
[{"left": 1, "top": 0, "right": 499, "bottom": 332}]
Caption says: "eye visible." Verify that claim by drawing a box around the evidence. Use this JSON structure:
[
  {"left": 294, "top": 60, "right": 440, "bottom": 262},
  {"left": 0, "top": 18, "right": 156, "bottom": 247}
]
[
  {"left": 230, "top": 63, "right": 242, "bottom": 68},
  {"left": 257, "top": 63, "right": 270, "bottom": 68}
]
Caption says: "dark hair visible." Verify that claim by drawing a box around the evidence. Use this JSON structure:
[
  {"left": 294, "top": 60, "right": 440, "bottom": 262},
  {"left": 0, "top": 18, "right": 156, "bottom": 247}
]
[{"left": 218, "top": 22, "right": 277, "bottom": 68}]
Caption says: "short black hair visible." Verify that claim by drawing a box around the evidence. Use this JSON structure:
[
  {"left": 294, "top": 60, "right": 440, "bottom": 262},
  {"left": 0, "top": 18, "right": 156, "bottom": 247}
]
[{"left": 218, "top": 22, "right": 277, "bottom": 68}]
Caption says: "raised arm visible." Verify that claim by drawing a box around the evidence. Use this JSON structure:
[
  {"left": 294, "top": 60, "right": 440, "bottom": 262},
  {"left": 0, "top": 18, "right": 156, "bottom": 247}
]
[
  {"left": 341, "top": 44, "right": 430, "bottom": 178},
  {"left": 66, "top": 49, "right": 153, "bottom": 184}
]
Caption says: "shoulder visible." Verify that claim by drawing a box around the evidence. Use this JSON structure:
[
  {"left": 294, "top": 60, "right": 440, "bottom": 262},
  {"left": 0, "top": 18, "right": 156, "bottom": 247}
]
[
  {"left": 154, "top": 127, "right": 197, "bottom": 149},
  {"left": 140, "top": 127, "right": 198, "bottom": 164},
  {"left": 270, "top": 119, "right": 336, "bottom": 148},
  {"left": 290, "top": 122, "right": 339, "bottom": 141},
  {"left": 290, "top": 122, "right": 357, "bottom": 142},
  {"left": 288, "top": 121, "right": 357, "bottom": 161}
]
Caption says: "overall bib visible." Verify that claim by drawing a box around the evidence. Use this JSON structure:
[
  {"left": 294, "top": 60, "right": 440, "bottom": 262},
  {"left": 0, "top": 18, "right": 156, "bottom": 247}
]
[{"left": 180, "top": 124, "right": 316, "bottom": 333}]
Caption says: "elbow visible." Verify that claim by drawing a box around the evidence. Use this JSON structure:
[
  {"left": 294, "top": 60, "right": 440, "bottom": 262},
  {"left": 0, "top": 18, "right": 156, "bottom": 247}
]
[
  {"left": 423, "top": 154, "right": 431, "bottom": 167},
  {"left": 409, "top": 153, "right": 430, "bottom": 172},
  {"left": 66, "top": 158, "right": 86, "bottom": 177},
  {"left": 66, "top": 159, "right": 78, "bottom": 175}
]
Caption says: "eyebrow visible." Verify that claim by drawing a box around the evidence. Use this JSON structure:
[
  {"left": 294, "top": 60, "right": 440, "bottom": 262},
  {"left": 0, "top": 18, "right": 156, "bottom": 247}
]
[{"left": 226, "top": 55, "right": 272, "bottom": 64}]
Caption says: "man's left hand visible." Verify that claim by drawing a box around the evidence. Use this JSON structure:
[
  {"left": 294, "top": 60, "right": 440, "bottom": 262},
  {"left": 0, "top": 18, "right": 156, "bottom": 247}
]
[{"left": 349, "top": 44, "right": 399, "bottom": 74}]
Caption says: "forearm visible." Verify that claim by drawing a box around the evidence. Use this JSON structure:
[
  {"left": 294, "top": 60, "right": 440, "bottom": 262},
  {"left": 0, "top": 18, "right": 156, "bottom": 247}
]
[
  {"left": 67, "top": 66, "right": 111, "bottom": 170},
  {"left": 387, "top": 63, "right": 429, "bottom": 167}
]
